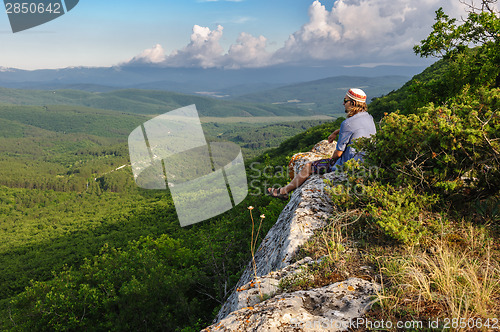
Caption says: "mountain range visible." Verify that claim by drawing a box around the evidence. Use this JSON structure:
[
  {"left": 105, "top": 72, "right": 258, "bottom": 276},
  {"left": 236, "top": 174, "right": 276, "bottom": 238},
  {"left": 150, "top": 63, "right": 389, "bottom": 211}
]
[
  {"left": 0, "top": 66, "right": 411, "bottom": 118},
  {"left": 0, "top": 63, "right": 424, "bottom": 99}
]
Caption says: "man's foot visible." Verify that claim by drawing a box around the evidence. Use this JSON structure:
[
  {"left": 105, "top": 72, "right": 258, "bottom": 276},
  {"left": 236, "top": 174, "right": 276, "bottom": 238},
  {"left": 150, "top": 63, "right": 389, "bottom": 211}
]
[{"left": 266, "top": 187, "right": 289, "bottom": 201}]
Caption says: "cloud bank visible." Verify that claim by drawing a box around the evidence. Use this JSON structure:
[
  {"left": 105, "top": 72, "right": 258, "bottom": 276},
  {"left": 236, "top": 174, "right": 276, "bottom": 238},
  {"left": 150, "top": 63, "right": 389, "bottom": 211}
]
[{"left": 127, "top": 0, "right": 476, "bottom": 69}]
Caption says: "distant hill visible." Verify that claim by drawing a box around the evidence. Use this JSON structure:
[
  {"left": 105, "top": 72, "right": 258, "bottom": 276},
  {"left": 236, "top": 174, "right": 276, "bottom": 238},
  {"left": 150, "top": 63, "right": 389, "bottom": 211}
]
[
  {"left": 0, "top": 104, "right": 147, "bottom": 138},
  {"left": 234, "top": 76, "right": 409, "bottom": 116},
  {"left": 0, "top": 87, "right": 317, "bottom": 117},
  {"left": 368, "top": 59, "right": 451, "bottom": 120},
  {"left": 0, "top": 64, "right": 426, "bottom": 95},
  {"left": 0, "top": 102, "right": 332, "bottom": 159}
]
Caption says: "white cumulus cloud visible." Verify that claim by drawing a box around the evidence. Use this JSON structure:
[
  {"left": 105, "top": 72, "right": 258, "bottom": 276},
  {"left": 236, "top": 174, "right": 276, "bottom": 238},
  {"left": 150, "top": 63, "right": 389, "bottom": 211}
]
[
  {"left": 163, "top": 24, "right": 225, "bottom": 68},
  {"left": 129, "top": 44, "right": 166, "bottom": 64},
  {"left": 224, "top": 33, "right": 271, "bottom": 68},
  {"left": 128, "top": 24, "right": 270, "bottom": 69},
  {"left": 272, "top": 0, "right": 468, "bottom": 64},
  {"left": 127, "top": 0, "right": 488, "bottom": 69}
]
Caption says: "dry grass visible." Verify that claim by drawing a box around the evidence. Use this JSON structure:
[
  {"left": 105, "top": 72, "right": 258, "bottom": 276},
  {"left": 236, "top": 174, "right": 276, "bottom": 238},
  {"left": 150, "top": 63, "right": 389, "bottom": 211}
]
[
  {"left": 298, "top": 210, "right": 360, "bottom": 261},
  {"left": 292, "top": 204, "right": 500, "bottom": 329},
  {"left": 373, "top": 223, "right": 500, "bottom": 327},
  {"left": 289, "top": 210, "right": 379, "bottom": 291}
]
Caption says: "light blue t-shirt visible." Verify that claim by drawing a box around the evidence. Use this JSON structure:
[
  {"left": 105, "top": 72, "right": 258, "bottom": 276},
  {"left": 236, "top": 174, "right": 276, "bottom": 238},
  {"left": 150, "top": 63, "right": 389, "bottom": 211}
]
[{"left": 334, "top": 112, "right": 376, "bottom": 168}]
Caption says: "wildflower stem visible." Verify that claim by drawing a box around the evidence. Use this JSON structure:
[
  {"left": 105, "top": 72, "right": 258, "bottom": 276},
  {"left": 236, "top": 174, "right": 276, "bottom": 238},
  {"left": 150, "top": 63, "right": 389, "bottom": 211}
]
[{"left": 249, "top": 207, "right": 264, "bottom": 300}]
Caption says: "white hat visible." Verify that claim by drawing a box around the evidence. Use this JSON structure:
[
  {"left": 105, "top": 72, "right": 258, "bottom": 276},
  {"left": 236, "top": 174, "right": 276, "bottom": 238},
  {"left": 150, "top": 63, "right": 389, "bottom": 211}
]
[{"left": 346, "top": 88, "right": 367, "bottom": 103}]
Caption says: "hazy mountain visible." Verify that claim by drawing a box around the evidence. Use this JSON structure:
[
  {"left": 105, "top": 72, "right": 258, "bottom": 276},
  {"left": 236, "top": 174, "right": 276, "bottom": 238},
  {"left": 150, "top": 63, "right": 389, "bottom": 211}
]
[
  {"left": 234, "top": 75, "right": 409, "bottom": 116},
  {"left": 0, "top": 72, "right": 410, "bottom": 118},
  {"left": 0, "top": 63, "right": 426, "bottom": 97}
]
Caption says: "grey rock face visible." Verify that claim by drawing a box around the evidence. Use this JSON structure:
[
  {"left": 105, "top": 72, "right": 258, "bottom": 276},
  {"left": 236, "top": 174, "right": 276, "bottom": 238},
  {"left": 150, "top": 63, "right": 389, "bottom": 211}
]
[
  {"left": 206, "top": 141, "right": 379, "bottom": 330},
  {"left": 219, "top": 257, "right": 317, "bottom": 317},
  {"left": 204, "top": 278, "right": 380, "bottom": 332}
]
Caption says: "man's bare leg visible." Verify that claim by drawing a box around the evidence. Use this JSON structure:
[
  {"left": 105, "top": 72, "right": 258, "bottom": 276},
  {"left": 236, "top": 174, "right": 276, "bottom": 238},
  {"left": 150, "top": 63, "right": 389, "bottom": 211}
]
[{"left": 269, "top": 162, "right": 313, "bottom": 196}]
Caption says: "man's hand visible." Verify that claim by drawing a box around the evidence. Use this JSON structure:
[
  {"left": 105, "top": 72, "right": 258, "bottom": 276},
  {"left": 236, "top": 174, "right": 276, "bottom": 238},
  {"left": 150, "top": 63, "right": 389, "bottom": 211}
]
[{"left": 328, "top": 129, "right": 340, "bottom": 143}]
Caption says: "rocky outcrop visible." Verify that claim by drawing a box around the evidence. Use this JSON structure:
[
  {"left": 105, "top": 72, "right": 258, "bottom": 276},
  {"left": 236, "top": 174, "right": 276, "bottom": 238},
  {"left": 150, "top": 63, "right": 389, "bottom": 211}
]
[
  {"left": 204, "top": 141, "right": 379, "bottom": 331},
  {"left": 205, "top": 278, "right": 379, "bottom": 331}
]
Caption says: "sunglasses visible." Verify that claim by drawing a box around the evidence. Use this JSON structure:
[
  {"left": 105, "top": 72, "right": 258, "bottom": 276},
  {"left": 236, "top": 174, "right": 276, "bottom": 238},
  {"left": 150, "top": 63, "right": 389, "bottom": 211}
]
[{"left": 343, "top": 98, "right": 352, "bottom": 104}]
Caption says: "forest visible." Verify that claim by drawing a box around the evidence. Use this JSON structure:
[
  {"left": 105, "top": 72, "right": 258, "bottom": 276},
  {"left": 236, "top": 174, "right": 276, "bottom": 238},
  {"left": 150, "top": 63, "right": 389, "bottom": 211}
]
[
  {"left": 0, "top": 1, "right": 499, "bottom": 330},
  {"left": 0, "top": 99, "right": 334, "bottom": 330},
  {"left": 0, "top": 87, "right": 318, "bottom": 117}
]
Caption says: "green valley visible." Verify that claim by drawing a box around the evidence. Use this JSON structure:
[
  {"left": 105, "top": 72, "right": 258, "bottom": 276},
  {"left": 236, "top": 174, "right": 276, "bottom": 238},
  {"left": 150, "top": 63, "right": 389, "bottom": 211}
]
[
  {"left": 0, "top": 3, "right": 498, "bottom": 329},
  {"left": 0, "top": 99, "right": 336, "bottom": 331},
  {"left": 0, "top": 87, "right": 317, "bottom": 117}
]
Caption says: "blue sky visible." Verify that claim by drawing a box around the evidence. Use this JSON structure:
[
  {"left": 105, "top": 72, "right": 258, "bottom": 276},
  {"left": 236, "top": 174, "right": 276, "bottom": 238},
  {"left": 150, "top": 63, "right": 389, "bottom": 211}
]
[{"left": 0, "top": 0, "right": 481, "bottom": 70}]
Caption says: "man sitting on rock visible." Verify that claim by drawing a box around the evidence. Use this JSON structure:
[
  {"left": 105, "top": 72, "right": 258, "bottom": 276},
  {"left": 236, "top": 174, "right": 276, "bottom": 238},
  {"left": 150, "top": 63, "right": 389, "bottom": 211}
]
[{"left": 267, "top": 88, "right": 376, "bottom": 200}]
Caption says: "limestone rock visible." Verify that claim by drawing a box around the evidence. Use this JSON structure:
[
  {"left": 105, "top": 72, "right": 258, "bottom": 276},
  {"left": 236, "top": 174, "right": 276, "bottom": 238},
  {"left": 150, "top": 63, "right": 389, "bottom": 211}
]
[
  {"left": 215, "top": 170, "right": 346, "bottom": 322},
  {"left": 207, "top": 140, "right": 379, "bottom": 330},
  {"left": 226, "top": 257, "right": 315, "bottom": 313},
  {"left": 204, "top": 278, "right": 380, "bottom": 332}
]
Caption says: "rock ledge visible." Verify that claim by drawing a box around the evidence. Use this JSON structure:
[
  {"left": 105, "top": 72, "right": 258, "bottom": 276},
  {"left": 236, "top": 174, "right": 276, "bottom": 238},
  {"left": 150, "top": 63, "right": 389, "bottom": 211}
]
[{"left": 204, "top": 141, "right": 380, "bottom": 331}]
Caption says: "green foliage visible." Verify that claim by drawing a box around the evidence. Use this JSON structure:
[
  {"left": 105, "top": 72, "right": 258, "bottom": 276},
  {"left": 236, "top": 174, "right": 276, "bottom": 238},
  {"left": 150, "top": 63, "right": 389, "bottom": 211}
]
[
  {"left": 327, "top": 161, "right": 440, "bottom": 244},
  {"left": 363, "top": 185, "right": 439, "bottom": 244},
  {"left": 474, "top": 196, "right": 500, "bottom": 224},
  {"left": 368, "top": 59, "right": 453, "bottom": 120},
  {"left": 370, "top": 2, "right": 499, "bottom": 121},
  {"left": 0, "top": 189, "right": 282, "bottom": 331},
  {"left": 0, "top": 104, "right": 145, "bottom": 137},
  {"left": 359, "top": 87, "right": 500, "bottom": 200},
  {"left": 9, "top": 236, "right": 203, "bottom": 331},
  {"left": 340, "top": 2, "right": 500, "bottom": 244},
  {"left": 0, "top": 187, "right": 180, "bottom": 300},
  {"left": 413, "top": 3, "right": 499, "bottom": 93},
  {"left": 0, "top": 97, "right": 332, "bottom": 330},
  {"left": 413, "top": 6, "right": 499, "bottom": 59},
  {"left": 369, "top": 47, "right": 499, "bottom": 122},
  {"left": 1, "top": 96, "right": 337, "bottom": 330}
]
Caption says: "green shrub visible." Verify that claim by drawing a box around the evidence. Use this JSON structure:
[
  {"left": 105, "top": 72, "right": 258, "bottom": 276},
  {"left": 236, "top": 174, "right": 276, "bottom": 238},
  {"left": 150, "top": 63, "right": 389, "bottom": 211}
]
[
  {"left": 358, "top": 87, "right": 500, "bottom": 201},
  {"left": 327, "top": 161, "right": 440, "bottom": 244}
]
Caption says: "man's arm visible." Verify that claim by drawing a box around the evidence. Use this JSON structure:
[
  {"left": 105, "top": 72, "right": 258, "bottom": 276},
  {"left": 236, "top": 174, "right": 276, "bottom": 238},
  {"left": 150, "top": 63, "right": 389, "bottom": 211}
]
[
  {"left": 331, "top": 149, "right": 343, "bottom": 163},
  {"left": 328, "top": 129, "right": 340, "bottom": 143}
]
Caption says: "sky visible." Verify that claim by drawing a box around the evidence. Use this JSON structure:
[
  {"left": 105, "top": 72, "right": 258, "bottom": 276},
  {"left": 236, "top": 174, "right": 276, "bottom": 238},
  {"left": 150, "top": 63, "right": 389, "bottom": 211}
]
[{"left": 0, "top": 0, "right": 490, "bottom": 70}]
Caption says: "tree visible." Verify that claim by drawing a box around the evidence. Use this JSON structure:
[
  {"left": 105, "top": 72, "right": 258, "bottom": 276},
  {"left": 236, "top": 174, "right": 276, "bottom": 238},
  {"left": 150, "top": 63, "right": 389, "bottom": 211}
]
[
  {"left": 360, "top": 0, "right": 500, "bottom": 202},
  {"left": 414, "top": 0, "right": 499, "bottom": 58},
  {"left": 414, "top": 0, "right": 500, "bottom": 87}
]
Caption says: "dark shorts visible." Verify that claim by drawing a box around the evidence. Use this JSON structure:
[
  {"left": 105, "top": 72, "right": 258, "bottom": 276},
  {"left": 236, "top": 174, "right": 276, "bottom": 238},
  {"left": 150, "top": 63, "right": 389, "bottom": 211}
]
[{"left": 311, "top": 158, "right": 335, "bottom": 175}]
